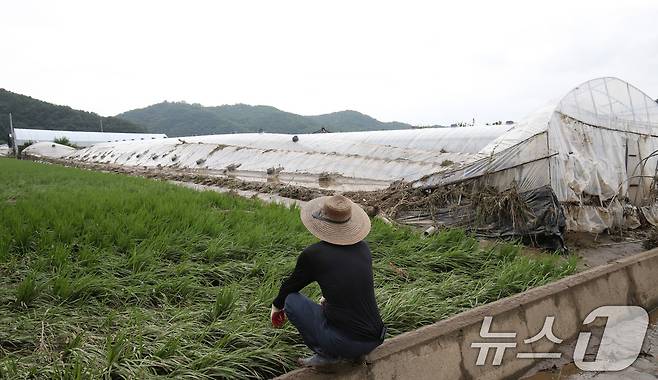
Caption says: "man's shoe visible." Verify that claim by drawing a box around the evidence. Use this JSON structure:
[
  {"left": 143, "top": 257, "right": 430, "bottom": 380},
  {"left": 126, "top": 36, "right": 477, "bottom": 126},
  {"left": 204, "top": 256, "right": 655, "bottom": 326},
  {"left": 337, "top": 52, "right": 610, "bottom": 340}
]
[
  {"left": 297, "top": 354, "right": 342, "bottom": 368},
  {"left": 298, "top": 354, "right": 352, "bottom": 373}
]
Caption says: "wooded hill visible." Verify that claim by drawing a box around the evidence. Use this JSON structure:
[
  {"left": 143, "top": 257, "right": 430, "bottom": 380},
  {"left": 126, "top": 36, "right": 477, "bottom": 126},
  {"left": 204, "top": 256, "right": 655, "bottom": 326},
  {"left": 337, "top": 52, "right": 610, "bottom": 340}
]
[
  {"left": 117, "top": 101, "right": 416, "bottom": 137},
  {"left": 0, "top": 89, "right": 145, "bottom": 144}
]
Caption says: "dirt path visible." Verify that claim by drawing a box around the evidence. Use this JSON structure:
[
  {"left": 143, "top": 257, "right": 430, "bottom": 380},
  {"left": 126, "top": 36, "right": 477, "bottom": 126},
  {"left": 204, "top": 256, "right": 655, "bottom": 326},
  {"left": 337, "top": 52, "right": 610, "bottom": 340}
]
[
  {"left": 565, "top": 231, "right": 650, "bottom": 269},
  {"left": 170, "top": 180, "right": 307, "bottom": 208}
]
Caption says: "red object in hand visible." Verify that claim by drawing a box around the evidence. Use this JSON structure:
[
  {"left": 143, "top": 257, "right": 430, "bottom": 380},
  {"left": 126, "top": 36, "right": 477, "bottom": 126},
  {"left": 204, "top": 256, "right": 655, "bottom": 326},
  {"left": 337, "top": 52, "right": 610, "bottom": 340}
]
[{"left": 272, "top": 309, "right": 287, "bottom": 328}]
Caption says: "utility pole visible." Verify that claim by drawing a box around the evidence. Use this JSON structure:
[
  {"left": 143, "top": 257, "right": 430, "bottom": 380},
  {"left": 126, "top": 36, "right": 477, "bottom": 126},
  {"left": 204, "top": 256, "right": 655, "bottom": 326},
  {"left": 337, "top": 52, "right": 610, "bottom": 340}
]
[{"left": 9, "top": 113, "right": 17, "bottom": 158}]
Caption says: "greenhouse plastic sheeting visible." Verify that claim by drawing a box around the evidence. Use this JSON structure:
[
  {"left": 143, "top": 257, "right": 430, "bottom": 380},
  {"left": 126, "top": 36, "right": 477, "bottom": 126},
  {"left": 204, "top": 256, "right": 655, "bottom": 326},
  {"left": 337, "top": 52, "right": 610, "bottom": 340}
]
[
  {"left": 548, "top": 78, "right": 658, "bottom": 205},
  {"left": 23, "top": 141, "right": 76, "bottom": 158},
  {"left": 415, "top": 132, "right": 551, "bottom": 191},
  {"left": 0, "top": 144, "right": 11, "bottom": 157},
  {"left": 184, "top": 126, "right": 507, "bottom": 155},
  {"left": 641, "top": 204, "right": 658, "bottom": 227},
  {"left": 29, "top": 77, "right": 658, "bottom": 233},
  {"left": 412, "top": 77, "right": 658, "bottom": 232},
  {"left": 62, "top": 128, "right": 502, "bottom": 190},
  {"left": 13, "top": 128, "right": 167, "bottom": 148}
]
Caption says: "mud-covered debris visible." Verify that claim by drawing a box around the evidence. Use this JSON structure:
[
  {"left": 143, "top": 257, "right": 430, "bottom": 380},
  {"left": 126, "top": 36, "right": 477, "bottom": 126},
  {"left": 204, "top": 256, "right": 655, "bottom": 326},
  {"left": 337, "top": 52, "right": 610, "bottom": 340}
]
[
  {"left": 266, "top": 166, "right": 283, "bottom": 175},
  {"left": 363, "top": 205, "right": 379, "bottom": 217},
  {"left": 226, "top": 163, "right": 241, "bottom": 172},
  {"left": 278, "top": 186, "right": 323, "bottom": 201},
  {"left": 209, "top": 145, "right": 229, "bottom": 155},
  {"left": 643, "top": 228, "right": 658, "bottom": 250},
  {"left": 318, "top": 172, "right": 339, "bottom": 187}
]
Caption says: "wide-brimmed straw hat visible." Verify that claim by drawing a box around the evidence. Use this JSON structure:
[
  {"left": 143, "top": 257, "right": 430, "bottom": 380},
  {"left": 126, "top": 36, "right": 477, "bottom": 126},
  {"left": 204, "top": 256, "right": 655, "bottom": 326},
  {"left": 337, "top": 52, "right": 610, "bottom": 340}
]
[{"left": 300, "top": 195, "right": 371, "bottom": 245}]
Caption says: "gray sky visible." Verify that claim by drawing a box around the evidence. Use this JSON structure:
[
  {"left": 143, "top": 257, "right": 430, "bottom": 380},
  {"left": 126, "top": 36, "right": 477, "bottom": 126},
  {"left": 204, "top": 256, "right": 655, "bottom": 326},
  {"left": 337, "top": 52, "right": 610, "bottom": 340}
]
[{"left": 2, "top": 0, "right": 658, "bottom": 126}]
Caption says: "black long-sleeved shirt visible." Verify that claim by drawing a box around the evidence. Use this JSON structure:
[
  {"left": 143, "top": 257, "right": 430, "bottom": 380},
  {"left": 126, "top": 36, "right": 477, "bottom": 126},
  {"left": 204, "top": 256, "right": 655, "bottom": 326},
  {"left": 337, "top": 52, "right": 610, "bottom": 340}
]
[{"left": 273, "top": 241, "right": 384, "bottom": 342}]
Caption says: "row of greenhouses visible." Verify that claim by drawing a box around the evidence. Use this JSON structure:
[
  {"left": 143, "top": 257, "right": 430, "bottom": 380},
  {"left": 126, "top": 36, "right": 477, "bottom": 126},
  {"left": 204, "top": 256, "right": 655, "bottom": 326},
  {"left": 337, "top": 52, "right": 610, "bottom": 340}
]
[{"left": 24, "top": 77, "right": 658, "bottom": 237}]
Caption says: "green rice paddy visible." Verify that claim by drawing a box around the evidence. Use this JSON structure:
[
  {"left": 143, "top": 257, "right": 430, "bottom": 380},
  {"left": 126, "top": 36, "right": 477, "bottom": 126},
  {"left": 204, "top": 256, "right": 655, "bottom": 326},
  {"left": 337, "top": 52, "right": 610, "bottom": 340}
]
[{"left": 0, "top": 159, "right": 577, "bottom": 379}]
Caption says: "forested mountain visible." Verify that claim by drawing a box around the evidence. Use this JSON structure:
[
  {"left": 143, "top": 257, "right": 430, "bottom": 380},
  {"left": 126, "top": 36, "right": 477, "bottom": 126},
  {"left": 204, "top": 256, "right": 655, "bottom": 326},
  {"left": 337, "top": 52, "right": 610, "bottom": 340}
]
[
  {"left": 117, "top": 102, "right": 416, "bottom": 137},
  {"left": 307, "top": 110, "right": 411, "bottom": 131},
  {"left": 0, "top": 89, "right": 145, "bottom": 143},
  {"left": 0, "top": 89, "right": 429, "bottom": 144}
]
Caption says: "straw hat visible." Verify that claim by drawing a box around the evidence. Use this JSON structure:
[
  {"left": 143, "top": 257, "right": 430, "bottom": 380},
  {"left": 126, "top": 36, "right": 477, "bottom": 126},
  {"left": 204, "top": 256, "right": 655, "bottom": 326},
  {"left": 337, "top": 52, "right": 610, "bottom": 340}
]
[{"left": 300, "top": 195, "right": 371, "bottom": 245}]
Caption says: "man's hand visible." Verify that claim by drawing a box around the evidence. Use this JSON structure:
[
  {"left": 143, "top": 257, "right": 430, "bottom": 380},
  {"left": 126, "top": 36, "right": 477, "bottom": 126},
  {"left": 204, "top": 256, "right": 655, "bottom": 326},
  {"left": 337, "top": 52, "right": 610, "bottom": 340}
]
[
  {"left": 319, "top": 296, "right": 326, "bottom": 306},
  {"left": 271, "top": 305, "right": 286, "bottom": 328},
  {"left": 270, "top": 304, "right": 281, "bottom": 319}
]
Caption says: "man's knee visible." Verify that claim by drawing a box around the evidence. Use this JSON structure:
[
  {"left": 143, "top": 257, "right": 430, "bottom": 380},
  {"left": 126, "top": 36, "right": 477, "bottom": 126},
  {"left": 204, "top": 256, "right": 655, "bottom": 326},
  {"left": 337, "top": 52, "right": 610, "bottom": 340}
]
[{"left": 284, "top": 292, "right": 303, "bottom": 317}]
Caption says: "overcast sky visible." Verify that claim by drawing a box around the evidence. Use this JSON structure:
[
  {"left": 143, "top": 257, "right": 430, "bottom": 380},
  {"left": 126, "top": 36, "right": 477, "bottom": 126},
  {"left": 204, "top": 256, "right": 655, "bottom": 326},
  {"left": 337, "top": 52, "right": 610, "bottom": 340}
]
[{"left": 2, "top": 0, "right": 657, "bottom": 125}]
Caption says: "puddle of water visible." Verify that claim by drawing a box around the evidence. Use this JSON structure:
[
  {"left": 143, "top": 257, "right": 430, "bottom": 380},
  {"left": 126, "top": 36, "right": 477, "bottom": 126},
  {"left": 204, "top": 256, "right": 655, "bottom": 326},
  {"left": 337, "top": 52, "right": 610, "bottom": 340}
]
[{"left": 525, "top": 362, "right": 582, "bottom": 380}]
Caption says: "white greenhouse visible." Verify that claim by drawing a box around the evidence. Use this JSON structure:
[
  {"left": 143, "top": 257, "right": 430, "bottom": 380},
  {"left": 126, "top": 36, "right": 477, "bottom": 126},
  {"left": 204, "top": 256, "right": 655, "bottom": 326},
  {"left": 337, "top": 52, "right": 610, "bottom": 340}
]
[
  {"left": 25, "top": 77, "right": 658, "bottom": 241},
  {"left": 11, "top": 128, "right": 167, "bottom": 148}
]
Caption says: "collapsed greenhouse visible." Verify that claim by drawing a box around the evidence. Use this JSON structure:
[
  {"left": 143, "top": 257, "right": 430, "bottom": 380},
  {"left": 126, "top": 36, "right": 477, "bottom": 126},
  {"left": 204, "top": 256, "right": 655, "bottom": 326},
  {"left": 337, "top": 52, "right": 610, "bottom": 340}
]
[{"left": 24, "top": 77, "right": 658, "bottom": 246}]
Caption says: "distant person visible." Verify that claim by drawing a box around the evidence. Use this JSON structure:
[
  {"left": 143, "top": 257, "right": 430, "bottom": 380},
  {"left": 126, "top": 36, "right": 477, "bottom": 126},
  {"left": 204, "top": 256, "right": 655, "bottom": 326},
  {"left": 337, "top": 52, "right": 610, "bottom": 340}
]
[{"left": 270, "top": 195, "right": 386, "bottom": 369}]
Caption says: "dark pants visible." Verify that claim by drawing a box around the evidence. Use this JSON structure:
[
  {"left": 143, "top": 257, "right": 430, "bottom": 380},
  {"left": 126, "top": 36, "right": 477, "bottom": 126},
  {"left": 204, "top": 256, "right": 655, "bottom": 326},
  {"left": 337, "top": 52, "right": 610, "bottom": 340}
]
[{"left": 284, "top": 292, "right": 381, "bottom": 359}]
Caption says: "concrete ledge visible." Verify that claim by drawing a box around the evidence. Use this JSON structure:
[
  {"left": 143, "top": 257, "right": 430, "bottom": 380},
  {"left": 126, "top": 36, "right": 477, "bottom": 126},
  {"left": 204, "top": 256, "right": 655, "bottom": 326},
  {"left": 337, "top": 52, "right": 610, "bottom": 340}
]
[{"left": 276, "top": 249, "right": 658, "bottom": 380}]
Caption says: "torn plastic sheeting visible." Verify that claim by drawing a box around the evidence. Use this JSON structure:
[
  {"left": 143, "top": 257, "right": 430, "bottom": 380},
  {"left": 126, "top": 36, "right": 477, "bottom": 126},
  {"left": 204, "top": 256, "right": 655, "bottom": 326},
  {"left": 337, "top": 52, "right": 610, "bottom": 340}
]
[
  {"left": 549, "top": 115, "right": 630, "bottom": 203},
  {"left": 414, "top": 132, "right": 551, "bottom": 191},
  {"left": 475, "top": 159, "right": 551, "bottom": 194},
  {"left": 396, "top": 185, "right": 566, "bottom": 250},
  {"left": 641, "top": 204, "right": 658, "bottom": 226},
  {"left": 563, "top": 202, "right": 624, "bottom": 234},
  {"left": 547, "top": 114, "right": 658, "bottom": 204}
]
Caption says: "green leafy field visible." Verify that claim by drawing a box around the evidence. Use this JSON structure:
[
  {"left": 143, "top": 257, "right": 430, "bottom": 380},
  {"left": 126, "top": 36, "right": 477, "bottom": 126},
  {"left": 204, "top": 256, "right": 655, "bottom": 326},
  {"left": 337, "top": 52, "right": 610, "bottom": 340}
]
[{"left": 0, "top": 159, "right": 577, "bottom": 379}]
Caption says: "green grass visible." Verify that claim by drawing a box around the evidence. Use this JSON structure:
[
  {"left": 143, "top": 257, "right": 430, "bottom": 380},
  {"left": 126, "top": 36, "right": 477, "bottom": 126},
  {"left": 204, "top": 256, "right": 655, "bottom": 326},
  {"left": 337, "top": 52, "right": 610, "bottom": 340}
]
[{"left": 0, "top": 159, "right": 578, "bottom": 379}]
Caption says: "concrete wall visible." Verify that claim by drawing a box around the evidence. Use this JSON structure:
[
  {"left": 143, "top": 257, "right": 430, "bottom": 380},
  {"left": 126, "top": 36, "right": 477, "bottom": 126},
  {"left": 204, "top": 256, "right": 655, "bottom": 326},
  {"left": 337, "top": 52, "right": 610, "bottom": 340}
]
[{"left": 277, "top": 249, "right": 658, "bottom": 380}]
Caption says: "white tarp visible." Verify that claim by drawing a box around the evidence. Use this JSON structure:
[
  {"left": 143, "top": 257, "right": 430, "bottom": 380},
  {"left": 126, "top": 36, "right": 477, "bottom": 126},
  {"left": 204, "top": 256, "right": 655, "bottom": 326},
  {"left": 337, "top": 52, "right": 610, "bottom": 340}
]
[
  {"left": 22, "top": 141, "right": 76, "bottom": 158},
  {"left": 0, "top": 144, "right": 11, "bottom": 157},
  {"left": 13, "top": 128, "right": 167, "bottom": 148},
  {"left": 62, "top": 127, "right": 505, "bottom": 191}
]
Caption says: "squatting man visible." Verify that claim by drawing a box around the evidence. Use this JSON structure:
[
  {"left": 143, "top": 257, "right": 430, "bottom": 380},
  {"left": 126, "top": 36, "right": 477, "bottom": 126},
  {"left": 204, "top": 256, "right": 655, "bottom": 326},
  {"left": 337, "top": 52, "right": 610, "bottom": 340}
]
[{"left": 269, "top": 195, "right": 386, "bottom": 369}]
